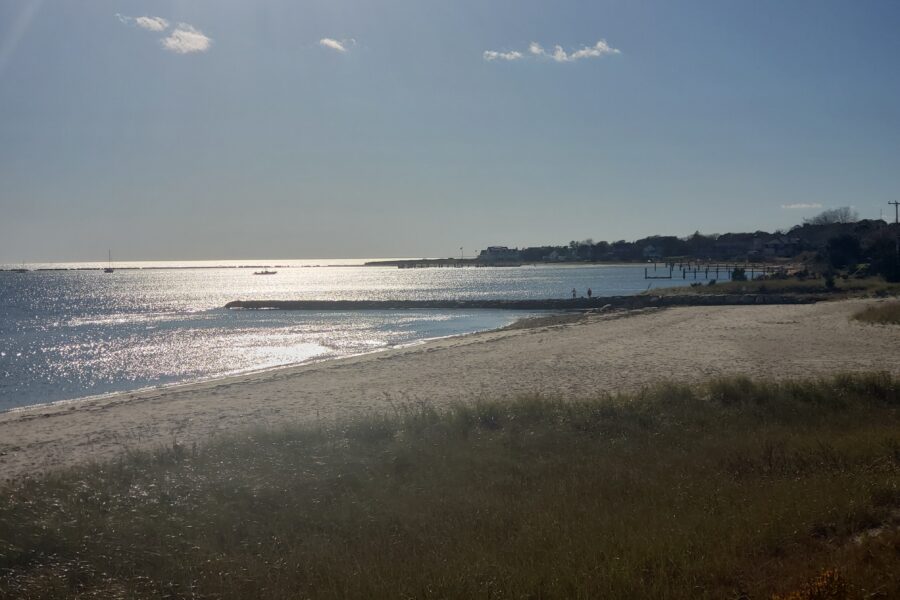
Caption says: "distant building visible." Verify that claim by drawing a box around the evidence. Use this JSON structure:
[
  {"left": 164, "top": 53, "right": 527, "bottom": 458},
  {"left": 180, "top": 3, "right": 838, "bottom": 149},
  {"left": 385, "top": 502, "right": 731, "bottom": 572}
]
[
  {"left": 642, "top": 245, "right": 662, "bottom": 260},
  {"left": 762, "top": 237, "right": 801, "bottom": 258},
  {"left": 713, "top": 233, "right": 758, "bottom": 260},
  {"left": 477, "top": 246, "right": 521, "bottom": 262},
  {"left": 544, "top": 250, "right": 566, "bottom": 262}
]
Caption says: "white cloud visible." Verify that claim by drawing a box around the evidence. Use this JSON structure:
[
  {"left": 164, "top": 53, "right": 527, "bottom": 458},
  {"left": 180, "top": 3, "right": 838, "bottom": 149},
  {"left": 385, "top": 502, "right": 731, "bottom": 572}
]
[
  {"left": 116, "top": 14, "right": 169, "bottom": 32},
  {"left": 781, "top": 203, "right": 823, "bottom": 210},
  {"left": 117, "top": 14, "right": 209, "bottom": 55},
  {"left": 161, "top": 24, "right": 212, "bottom": 54},
  {"left": 533, "top": 39, "right": 621, "bottom": 62},
  {"left": 135, "top": 16, "right": 169, "bottom": 32},
  {"left": 568, "top": 40, "right": 620, "bottom": 61},
  {"left": 483, "top": 50, "right": 523, "bottom": 61},
  {"left": 487, "top": 39, "right": 621, "bottom": 64},
  {"left": 319, "top": 38, "right": 353, "bottom": 53}
]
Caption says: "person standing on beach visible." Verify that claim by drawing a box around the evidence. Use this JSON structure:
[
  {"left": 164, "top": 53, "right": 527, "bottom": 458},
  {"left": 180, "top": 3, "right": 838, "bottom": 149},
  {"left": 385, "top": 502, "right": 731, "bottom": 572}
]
[
  {"left": 572, "top": 288, "right": 577, "bottom": 299},
  {"left": 587, "top": 288, "right": 592, "bottom": 298}
]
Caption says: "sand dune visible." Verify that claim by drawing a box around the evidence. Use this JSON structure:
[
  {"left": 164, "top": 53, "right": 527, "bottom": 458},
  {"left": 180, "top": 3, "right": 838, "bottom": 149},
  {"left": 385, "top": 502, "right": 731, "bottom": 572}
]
[{"left": 1, "top": 298, "right": 897, "bottom": 481}]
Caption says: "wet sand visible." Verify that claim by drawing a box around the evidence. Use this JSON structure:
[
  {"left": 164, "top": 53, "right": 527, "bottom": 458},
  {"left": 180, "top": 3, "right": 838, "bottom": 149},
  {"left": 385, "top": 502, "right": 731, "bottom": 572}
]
[{"left": 1, "top": 298, "right": 897, "bottom": 481}]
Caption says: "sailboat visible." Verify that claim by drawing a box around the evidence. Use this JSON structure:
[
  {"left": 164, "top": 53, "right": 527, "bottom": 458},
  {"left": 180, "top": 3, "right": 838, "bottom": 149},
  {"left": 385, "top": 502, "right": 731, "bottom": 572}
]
[{"left": 104, "top": 250, "right": 114, "bottom": 273}]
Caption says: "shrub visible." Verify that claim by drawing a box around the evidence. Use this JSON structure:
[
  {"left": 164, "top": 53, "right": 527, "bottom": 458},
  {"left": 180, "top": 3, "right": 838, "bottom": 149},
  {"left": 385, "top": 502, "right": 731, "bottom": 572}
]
[
  {"left": 772, "top": 569, "right": 848, "bottom": 600},
  {"left": 854, "top": 302, "right": 900, "bottom": 325}
]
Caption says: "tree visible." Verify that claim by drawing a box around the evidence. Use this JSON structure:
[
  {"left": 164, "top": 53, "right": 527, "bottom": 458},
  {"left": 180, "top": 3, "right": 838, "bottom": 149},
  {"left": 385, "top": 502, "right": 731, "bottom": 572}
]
[
  {"left": 590, "top": 240, "right": 610, "bottom": 260},
  {"left": 803, "top": 207, "right": 859, "bottom": 226},
  {"left": 731, "top": 267, "right": 747, "bottom": 281},
  {"left": 825, "top": 234, "right": 862, "bottom": 270},
  {"left": 865, "top": 237, "right": 900, "bottom": 282}
]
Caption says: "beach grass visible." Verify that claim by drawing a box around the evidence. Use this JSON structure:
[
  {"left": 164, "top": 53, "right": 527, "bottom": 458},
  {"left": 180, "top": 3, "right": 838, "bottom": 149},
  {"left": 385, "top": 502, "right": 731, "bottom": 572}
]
[
  {"left": 2, "top": 374, "right": 899, "bottom": 599},
  {"left": 853, "top": 301, "right": 900, "bottom": 325},
  {"left": 653, "top": 276, "right": 900, "bottom": 297}
]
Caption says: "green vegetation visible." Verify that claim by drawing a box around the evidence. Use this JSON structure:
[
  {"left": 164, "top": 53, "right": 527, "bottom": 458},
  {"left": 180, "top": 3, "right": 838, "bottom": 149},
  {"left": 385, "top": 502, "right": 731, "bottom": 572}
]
[
  {"left": 654, "top": 275, "right": 900, "bottom": 298},
  {"left": 2, "top": 375, "right": 900, "bottom": 599},
  {"left": 731, "top": 266, "right": 748, "bottom": 281},
  {"left": 854, "top": 301, "right": 900, "bottom": 325},
  {"left": 473, "top": 214, "right": 900, "bottom": 280}
]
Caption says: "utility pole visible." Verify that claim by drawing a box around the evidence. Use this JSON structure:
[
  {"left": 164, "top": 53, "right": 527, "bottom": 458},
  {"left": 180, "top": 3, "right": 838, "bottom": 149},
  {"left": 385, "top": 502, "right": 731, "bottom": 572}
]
[{"left": 890, "top": 202, "right": 900, "bottom": 270}]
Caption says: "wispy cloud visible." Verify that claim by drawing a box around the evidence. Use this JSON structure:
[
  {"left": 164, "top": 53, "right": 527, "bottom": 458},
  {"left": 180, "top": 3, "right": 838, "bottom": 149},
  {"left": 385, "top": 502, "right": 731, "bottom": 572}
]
[
  {"left": 161, "top": 24, "right": 212, "bottom": 54},
  {"left": 483, "top": 50, "right": 523, "bottom": 62},
  {"left": 534, "top": 40, "right": 620, "bottom": 62},
  {"left": 781, "top": 203, "right": 823, "bottom": 210},
  {"left": 135, "top": 16, "right": 169, "bottom": 32},
  {"left": 568, "top": 40, "right": 620, "bottom": 61},
  {"left": 319, "top": 38, "right": 355, "bottom": 53},
  {"left": 487, "top": 39, "right": 620, "bottom": 63},
  {"left": 116, "top": 14, "right": 169, "bottom": 32},
  {"left": 117, "top": 14, "right": 211, "bottom": 54}
]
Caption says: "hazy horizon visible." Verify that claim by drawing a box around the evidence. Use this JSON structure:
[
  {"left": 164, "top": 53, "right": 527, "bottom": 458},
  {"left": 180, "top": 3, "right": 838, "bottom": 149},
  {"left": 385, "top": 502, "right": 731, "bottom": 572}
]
[{"left": 2, "top": 0, "right": 899, "bottom": 263}]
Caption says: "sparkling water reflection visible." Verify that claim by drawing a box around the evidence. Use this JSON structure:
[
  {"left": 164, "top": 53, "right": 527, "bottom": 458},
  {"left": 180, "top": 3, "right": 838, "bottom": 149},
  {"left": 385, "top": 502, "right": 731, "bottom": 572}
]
[{"left": 0, "top": 261, "right": 693, "bottom": 410}]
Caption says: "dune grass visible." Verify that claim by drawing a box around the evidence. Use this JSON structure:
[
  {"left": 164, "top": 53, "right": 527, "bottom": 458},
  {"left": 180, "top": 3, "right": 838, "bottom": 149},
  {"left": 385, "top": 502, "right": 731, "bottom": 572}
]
[
  {"left": 1, "top": 374, "right": 900, "bottom": 599},
  {"left": 653, "top": 276, "right": 900, "bottom": 297},
  {"left": 854, "top": 301, "right": 900, "bottom": 325}
]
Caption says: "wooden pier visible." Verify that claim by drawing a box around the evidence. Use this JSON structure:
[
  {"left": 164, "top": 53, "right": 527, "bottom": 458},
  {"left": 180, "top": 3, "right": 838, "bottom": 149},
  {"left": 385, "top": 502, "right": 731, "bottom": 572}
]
[{"left": 644, "top": 262, "right": 786, "bottom": 281}]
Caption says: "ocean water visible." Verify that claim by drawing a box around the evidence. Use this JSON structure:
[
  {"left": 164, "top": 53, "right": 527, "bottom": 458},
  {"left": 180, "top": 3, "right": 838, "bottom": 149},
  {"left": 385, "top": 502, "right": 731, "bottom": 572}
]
[{"left": 0, "top": 260, "right": 705, "bottom": 410}]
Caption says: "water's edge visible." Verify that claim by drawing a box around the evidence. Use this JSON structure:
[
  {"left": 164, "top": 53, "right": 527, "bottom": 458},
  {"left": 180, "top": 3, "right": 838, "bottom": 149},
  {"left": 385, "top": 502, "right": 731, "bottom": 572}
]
[{"left": 0, "top": 316, "right": 534, "bottom": 416}]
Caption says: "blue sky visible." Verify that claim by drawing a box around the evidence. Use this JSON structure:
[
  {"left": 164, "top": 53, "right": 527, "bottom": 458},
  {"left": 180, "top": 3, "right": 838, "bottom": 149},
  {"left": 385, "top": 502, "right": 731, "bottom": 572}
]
[{"left": 1, "top": 0, "right": 899, "bottom": 261}]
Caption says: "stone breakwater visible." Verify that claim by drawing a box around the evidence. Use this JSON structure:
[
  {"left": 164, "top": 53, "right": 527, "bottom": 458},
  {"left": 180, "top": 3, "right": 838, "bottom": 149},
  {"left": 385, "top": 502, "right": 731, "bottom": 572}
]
[{"left": 224, "top": 294, "right": 823, "bottom": 311}]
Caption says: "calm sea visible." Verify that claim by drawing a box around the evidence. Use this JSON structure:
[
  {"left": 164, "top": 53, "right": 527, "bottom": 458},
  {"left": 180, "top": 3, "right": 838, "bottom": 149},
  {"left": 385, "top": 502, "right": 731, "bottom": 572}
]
[{"left": 0, "top": 260, "right": 706, "bottom": 410}]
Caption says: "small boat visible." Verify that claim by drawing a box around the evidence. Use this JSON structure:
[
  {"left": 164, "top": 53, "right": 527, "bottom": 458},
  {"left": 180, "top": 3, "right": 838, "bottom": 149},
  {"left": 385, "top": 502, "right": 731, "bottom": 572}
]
[
  {"left": 253, "top": 270, "right": 277, "bottom": 275},
  {"left": 104, "top": 250, "right": 114, "bottom": 273}
]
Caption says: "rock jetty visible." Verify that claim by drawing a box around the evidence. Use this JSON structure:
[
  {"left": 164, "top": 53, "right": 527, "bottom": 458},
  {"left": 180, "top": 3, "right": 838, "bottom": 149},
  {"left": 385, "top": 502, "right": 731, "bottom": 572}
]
[{"left": 224, "top": 294, "right": 822, "bottom": 311}]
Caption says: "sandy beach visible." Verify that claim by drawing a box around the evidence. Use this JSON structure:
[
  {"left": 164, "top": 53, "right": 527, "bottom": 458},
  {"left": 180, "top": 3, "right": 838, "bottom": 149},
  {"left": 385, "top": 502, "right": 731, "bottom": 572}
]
[{"left": 1, "top": 298, "right": 898, "bottom": 481}]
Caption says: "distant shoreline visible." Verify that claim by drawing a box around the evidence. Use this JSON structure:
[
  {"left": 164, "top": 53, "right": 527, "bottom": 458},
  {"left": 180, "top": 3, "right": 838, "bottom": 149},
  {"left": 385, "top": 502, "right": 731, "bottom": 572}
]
[{"left": 0, "top": 260, "right": 782, "bottom": 272}]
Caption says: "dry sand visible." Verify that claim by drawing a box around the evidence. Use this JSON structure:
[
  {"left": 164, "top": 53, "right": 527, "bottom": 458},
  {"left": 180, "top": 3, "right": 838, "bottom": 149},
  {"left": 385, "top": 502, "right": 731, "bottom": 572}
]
[{"left": 1, "top": 298, "right": 898, "bottom": 481}]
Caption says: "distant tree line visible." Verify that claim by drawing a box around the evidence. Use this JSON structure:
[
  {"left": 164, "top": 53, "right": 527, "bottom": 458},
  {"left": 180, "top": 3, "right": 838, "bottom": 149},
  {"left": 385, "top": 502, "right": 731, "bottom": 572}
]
[{"left": 480, "top": 208, "right": 900, "bottom": 282}]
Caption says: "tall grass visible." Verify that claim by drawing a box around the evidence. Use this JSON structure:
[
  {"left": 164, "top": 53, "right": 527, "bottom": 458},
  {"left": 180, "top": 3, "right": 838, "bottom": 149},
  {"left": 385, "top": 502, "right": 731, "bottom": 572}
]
[
  {"left": 854, "top": 301, "right": 900, "bottom": 325},
  {"left": 653, "top": 276, "right": 900, "bottom": 297},
  {"left": 1, "top": 374, "right": 899, "bottom": 599}
]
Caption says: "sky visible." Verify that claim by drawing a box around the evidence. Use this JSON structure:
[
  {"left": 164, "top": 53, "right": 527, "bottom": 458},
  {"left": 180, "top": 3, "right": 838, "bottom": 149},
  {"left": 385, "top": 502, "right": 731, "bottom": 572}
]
[{"left": 1, "top": 0, "right": 899, "bottom": 261}]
